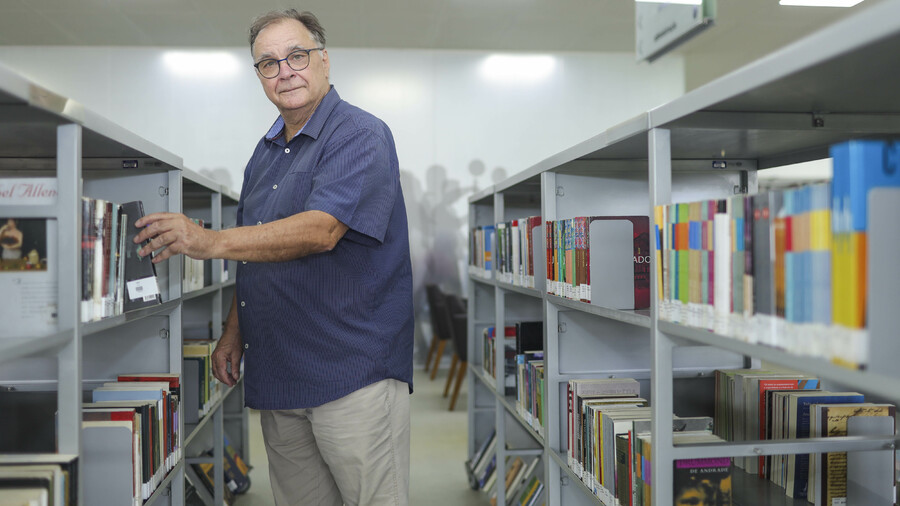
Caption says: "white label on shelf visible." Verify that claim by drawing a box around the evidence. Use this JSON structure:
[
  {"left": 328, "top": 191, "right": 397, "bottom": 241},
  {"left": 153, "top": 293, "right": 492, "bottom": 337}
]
[
  {"left": 832, "top": 499, "right": 846, "bottom": 506},
  {"left": 127, "top": 276, "right": 160, "bottom": 302}
]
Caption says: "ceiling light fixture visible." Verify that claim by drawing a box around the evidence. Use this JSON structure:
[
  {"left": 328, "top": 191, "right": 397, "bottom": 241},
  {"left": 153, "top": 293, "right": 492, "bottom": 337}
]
[
  {"left": 634, "top": 0, "right": 703, "bottom": 5},
  {"left": 779, "top": 0, "right": 863, "bottom": 6},
  {"left": 162, "top": 51, "right": 240, "bottom": 78},
  {"left": 479, "top": 55, "right": 557, "bottom": 84}
]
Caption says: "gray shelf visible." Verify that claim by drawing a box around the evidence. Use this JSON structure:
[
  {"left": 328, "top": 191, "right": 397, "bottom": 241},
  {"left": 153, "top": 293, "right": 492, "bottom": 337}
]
[
  {"left": 184, "top": 379, "right": 243, "bottom": 449},
  {"left": 548, "top": 295, "right": 651, "bottom": 329},
  {"left": 548, "top": 449, "right": 609, "bottom": 506},
  {"left": 182, "top": 280, "right": 235, "bottom": 302},
  {"left": 80, "top": 299, "right": 181, "bottom": 337},
  {"left": 659, "top": 321, "right": 900, "bottom": 406},
  {"left": 146, "top": 460, "right": 185, "bottom": 506},
  {"left": 0, "top": 329, "right": 72, "bottom": 366},
  {"left": 467, "top": 3, "right": 900, "bottom": 505},
  {"left": 496, "top": 280, "right": 543, "bottom": 299}
]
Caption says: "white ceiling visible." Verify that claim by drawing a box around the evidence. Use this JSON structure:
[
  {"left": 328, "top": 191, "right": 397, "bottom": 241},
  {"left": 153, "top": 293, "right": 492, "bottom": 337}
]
[{"left": 0, "top": 0, "right": 879, "bottom": 56}]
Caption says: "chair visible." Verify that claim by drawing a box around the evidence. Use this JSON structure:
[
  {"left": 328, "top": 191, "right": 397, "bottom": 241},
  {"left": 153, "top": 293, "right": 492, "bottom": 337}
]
[
  {"left": 424, "top": 284, "right": 452, "bottom": 380},
  {"left": 444, "top": 295, "right": 468, "bottom": 411}
]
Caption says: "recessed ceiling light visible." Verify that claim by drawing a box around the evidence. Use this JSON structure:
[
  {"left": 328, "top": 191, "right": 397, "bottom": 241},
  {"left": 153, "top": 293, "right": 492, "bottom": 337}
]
[
  {"left": 162, "top": 51, "right": 240, "bottom": 78},
  {"left": 479, "top": 55, "right": 557, "bottom": 84},
  {"left": 779, "top": 0, "right": 863, "bottom": 6},
  {"left": 634, "top": 0, "right": 703, "bottom": 5}
]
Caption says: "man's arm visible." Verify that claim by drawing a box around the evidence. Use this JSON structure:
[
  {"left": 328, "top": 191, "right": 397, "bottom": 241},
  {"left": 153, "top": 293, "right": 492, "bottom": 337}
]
[
  {"left": 211, "top": 294, "right": 243, "bottom": 387},
  {"left": 133, "top": 209, "right": 348, "bottom": 263}
]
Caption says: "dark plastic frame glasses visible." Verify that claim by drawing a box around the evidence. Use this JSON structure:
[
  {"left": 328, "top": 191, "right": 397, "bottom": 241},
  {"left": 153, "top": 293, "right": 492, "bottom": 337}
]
[{"left": 253, "top": 48, "right": 324, "bottom": 79}]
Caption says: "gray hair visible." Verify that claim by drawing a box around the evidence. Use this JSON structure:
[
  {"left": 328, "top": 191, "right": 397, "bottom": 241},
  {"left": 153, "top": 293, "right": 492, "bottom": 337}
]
[{"left": 249, "top": 9, "right": 326, "bottom": 54}]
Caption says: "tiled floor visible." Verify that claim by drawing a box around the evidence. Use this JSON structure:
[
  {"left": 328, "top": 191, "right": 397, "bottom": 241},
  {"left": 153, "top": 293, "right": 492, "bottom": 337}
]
[{"left": 236, "top": 366, "right": 481, "bottom": 505}]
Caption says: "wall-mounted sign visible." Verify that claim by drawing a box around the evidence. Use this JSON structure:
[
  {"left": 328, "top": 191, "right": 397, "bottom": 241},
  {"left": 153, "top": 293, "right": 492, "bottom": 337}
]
[{"left": 636, "top": 0, "right": 717, "bottom": 62}]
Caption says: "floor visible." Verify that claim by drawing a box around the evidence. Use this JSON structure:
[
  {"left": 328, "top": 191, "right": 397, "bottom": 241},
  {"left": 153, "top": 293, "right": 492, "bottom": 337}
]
[{"left": 235, "top": 365, "right": 483, "bottom": 505}]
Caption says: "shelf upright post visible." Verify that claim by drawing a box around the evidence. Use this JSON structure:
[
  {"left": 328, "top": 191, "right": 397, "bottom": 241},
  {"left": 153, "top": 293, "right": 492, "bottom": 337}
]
[
  {"left": 214, "top": 406, "right": 224, "bottom": 506},
  {"left": 210, "top": 191, "right": 224, "bottom": 343},
  {"left": 56, "top": 123, "right": 83, "bottom": 505},
  {"left": 467, "top": 199, "right": 477, "bottom": 460},
  {"left": 648, "top": 127, "right": 675, "bottom": 506},
  {"left": 493, "top": 192, "right": 508, "bottom": 506},
  {"left": 540, "top": 170, "right": 562, "bottom": 506}
]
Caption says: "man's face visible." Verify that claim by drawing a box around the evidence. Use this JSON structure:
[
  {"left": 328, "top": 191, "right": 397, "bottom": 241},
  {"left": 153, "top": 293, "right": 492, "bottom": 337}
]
[{"left": 252, "top": 19, "right": 330, "bottom": 117}]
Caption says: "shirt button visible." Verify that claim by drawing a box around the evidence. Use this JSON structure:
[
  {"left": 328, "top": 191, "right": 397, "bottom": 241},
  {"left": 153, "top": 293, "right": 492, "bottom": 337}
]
[
  {"left": 244, "top": 343, "right": 249, "bottom": 349},
  {"left": 284, "top": 148, "right": 290, "bottom": 154},
  {"left": 272, "top": 184, "right": 278, "bottom": 190},
  {"left": 257, "top": 221, "right": 262, "bottom": 225},
  {"left": 242, "top": 261, "right": 247, "bottom": 264},
  {"left": 240, "top": 301, "right": 246, "bottom": 307}
]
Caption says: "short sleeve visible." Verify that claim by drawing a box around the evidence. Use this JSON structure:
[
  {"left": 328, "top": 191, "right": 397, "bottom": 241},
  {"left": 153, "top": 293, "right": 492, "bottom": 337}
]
[{"left": 305, "top": 127, "right": 397, "bottom": 244}]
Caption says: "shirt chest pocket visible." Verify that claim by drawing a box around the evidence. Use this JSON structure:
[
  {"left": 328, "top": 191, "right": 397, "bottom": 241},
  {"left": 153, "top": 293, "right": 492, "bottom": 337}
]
[{"left": 270, "top": 170, "right": 315, "bottom": 220}]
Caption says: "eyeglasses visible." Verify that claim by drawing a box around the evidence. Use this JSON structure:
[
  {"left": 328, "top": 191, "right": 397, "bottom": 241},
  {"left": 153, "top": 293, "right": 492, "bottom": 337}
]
[{"left": 253, "top": 48, "right": 324, "bottom": 79}]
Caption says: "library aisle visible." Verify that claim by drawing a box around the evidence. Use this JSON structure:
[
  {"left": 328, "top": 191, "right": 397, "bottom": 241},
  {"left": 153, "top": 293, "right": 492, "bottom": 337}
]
[{"left": 237, "top": 367, "right": 481, "bottom": 505}]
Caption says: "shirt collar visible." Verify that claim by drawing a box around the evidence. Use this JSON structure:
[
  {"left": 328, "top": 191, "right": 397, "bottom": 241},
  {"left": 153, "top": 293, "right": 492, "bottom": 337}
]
[{"left": 264, "top": 86, "right": 341, "bottom": 144}]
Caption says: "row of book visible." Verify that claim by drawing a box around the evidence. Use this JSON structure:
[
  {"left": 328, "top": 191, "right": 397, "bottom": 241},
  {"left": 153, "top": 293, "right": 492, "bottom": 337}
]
[
  {"left": 492, "top": 216, "right": 543, "bottom": 288},
  {"left": 512, "top": 322, "right": 545, "bottom": 438},
  {"left": 183, "top": 340, "right": 225, "bottom": 424},
  {"left": 81, "top": 197, "right": 161, "bottom": 322},
  {"left": 466, "top": 431, "right": 545, "bottom": 506},
  {"left": 714, "top": 368, "right": 896, "bottom": 504},
  {"left": 545, "top": 217, "right": 650, "bottom": 309},
  {"left": 83, "top": 373, "right": 181, "bottom": 505},
  {"left": 182, "top": 217, "right": 208, "bottom": 293},
  {"left": 483, "top": 322, "right": 543, "bottom": 394},
  {"left": 0, "top": 454, "right": 78, "bottom": 506},
  {"left": 656, "top": 140, "right": 900, "bottom": 368},
  {"left": 564, "top": 377, "right": 730, "bottom": 506},
  {"left": 468, "top": 215, "right": 651, "bottom": 311}
]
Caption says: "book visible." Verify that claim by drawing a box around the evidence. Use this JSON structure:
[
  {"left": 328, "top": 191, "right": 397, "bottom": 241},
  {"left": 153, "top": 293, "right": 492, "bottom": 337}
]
[
  {"left": 673, "top": 457, "right": 733, "bottom": 506},
  {"left": 587, "top": 216, "right": 650, "bottom": 309},
  {"left": 811, "top": 403, "right": 895, "bottom": 506},
  {"left": 120, "top": 200, "right": 162, "bottom": 312}
]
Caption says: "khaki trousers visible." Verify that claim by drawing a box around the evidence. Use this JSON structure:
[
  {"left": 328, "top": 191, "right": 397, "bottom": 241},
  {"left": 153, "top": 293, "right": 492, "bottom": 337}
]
[{"left": 259, "top": 379, "right": 410, "bottom": 506}]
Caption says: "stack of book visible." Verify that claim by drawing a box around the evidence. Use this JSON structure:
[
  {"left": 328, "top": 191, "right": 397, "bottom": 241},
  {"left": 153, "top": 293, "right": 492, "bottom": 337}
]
[
  {"left": 656, "top": 140, "right": 900, "bottom": 369},
  {"left": 183, "top": 340, "right": 222, "bottom": 424},
  {"left": 493, "top": 216, "right": 542, "bottom": 288},
  {"left": 714, "top": 368, "right": 896, "bottom": 503},
  {"left": 544, "top": 216, "right": 650, "bottom": 309},
  {"left": 0, "top": 454, "right": 78, "bottom": 506},
  {"left": 81, "top": 198, "right": 162, "bottom": 322},
  {"left": 466, "top": 431, "right": 498, "bottom": 491},
  {"left": 482, "top": 326, "right": 517, "bottom": 395},
  {"left": 513, "top": 321, "right": 544, "bottom": 437},
  {"left": 83, "top": 373, "right": 181, "bottom": 506}
]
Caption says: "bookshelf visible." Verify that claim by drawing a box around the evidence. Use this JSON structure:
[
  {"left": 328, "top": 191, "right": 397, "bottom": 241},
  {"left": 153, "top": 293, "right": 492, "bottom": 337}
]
[
  {"left": 0, "top": 62, "right": 248, "bottom": 505},
  {"left": 466, "top": 2, "right": 900, "bottom": 505}
]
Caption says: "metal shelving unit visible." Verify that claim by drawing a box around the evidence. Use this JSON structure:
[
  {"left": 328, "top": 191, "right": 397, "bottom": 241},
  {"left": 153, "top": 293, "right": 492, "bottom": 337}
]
[
  {"left": 467, "top": 2, "right": 900, "bottom": 505},
  {"left": 0, "top": 63, "right": 248, "bottom": 506}
]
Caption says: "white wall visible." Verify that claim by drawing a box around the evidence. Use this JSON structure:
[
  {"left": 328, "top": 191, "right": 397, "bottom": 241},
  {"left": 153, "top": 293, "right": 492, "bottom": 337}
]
[{"left": 0, "top": 45, "right": 684, "bottom": 359}]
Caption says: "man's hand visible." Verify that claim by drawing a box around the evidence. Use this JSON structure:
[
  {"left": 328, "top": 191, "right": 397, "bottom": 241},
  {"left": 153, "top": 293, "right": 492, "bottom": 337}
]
[
  {"left": 211, "top": 329, "right": 243, "bottom": 387},
  {"left": 133, "top": 212, "right": 218, "bottom": 263}
]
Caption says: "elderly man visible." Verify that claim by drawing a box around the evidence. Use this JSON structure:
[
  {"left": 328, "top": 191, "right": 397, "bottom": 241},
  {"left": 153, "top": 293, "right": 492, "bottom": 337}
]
[{"left": 135, "top": 9, "right": 414, "bottom": 506}]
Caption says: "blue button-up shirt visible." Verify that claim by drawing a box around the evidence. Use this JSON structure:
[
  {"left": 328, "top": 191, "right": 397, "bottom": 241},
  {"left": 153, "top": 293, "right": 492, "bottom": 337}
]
[{"left": 235, "top": 86, "right": 414, "bottom": 409}]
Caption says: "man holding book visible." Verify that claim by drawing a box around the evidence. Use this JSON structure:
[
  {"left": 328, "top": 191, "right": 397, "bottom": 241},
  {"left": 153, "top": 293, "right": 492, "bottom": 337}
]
[{"left": 134, "top": 9, "right": 414, "bottom": 506}]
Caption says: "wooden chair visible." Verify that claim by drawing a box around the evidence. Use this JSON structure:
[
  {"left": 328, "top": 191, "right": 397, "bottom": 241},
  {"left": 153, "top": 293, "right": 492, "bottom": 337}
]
[
  {"left": 444, "top": 295, "right": 468, "bottom": 411},
  {"left": 424, "top": 284, "right": 452, "bottom": 380}
]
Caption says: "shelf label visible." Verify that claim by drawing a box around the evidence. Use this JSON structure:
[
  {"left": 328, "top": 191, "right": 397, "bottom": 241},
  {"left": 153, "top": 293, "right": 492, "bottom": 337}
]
[{"left": 127, "top": 276, "right": 159, "bottom": 302}]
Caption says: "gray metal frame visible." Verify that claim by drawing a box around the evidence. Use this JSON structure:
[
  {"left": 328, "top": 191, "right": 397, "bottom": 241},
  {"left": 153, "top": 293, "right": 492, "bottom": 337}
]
[
  {"left": 466, "top": 2, "right": 900, "bottom": 504},
  {"left": 0, "top": 66, "right": 249, "bottom": 506}
]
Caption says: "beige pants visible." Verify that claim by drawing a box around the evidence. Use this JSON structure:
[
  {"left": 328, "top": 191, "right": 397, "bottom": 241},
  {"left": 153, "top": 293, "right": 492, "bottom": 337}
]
[{"left": 259, "top": 379, "right": 411, "bottom": 506}]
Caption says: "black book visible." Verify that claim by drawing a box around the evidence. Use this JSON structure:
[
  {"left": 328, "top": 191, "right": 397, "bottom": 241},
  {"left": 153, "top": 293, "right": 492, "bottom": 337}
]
[
  {"left": 0, "top": 390, "right": 57, "bottom": 453},
  {"left": 120, "top": 201, "right": 162, "bottom": 312},
  {"left": 515, "top": 321, "right": 543, "bottom": 355}
]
